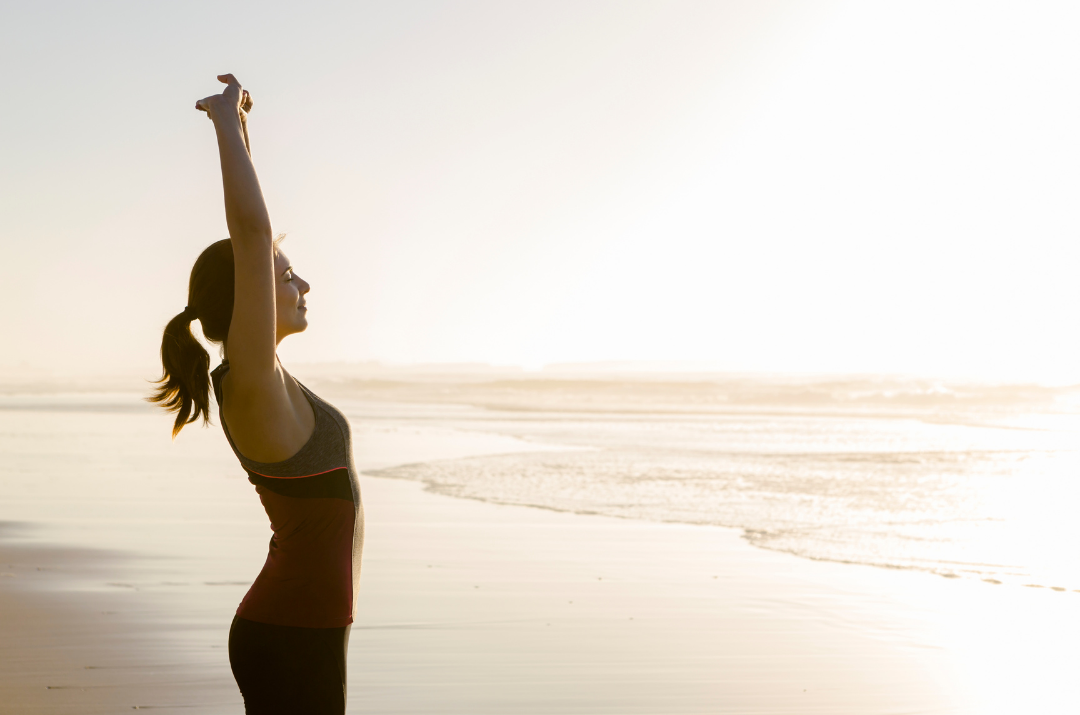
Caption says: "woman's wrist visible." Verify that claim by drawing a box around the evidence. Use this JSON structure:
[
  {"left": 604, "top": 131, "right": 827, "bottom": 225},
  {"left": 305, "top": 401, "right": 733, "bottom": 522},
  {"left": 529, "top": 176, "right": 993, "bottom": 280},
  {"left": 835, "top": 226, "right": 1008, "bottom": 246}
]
[{"left": 211, "top": 108, "right": 244, "bottom": 129}]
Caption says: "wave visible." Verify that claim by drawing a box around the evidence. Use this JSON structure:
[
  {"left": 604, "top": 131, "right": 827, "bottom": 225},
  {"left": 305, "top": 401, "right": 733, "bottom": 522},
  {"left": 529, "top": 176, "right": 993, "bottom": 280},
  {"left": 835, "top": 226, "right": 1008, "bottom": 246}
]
[{"left": 367, "top": 436, "right": 1080, "bottom": 593}]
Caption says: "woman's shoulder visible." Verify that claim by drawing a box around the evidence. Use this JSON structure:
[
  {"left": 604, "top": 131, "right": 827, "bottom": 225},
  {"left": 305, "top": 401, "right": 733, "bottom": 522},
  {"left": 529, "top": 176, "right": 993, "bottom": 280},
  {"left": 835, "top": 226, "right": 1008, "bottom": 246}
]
[{"left": 215, "top": 360, "right": 319, "bottom": 464}]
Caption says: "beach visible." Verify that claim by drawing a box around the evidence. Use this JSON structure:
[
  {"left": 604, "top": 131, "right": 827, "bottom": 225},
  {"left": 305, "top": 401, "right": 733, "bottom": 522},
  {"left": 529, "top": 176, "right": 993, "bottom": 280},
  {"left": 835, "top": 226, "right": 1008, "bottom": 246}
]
[
  {"left": 7, "top": 1, "right": 1080, "bottom": 712},
  {"left": 2, "top": 377, "right": 1079, "bottom": 714}
]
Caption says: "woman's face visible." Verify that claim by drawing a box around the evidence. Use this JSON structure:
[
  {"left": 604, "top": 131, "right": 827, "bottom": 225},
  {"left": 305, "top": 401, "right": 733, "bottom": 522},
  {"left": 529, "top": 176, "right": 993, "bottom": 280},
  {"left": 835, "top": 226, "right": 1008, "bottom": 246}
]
[{"left": 274, "top": 249, "right": 311, "bottom": 343}]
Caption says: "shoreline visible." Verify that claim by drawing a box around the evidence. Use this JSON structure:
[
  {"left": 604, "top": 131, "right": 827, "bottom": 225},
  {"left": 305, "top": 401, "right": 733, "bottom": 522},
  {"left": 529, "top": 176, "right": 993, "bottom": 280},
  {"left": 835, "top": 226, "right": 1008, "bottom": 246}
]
[{"left": 378, "top": 468, "right": 1080, "bottom": 596}]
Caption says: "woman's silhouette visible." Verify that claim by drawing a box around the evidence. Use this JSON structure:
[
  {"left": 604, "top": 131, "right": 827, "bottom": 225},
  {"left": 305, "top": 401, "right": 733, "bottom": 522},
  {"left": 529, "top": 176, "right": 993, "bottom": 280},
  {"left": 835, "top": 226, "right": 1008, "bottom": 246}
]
[{"left": 150, "top": 74, "right": 363, "bottom": 714}]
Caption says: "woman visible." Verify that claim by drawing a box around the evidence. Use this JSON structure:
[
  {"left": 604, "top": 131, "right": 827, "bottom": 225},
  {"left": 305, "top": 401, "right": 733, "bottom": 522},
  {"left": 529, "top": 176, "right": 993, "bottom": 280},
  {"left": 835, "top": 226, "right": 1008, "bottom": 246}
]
[{"left": 150, "top": 74, "right": 363, "bottom": 715}]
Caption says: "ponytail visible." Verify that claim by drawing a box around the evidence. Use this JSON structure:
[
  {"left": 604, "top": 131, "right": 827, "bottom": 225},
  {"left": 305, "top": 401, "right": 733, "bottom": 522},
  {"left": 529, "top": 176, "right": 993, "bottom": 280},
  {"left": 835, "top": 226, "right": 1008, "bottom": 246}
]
[
  {"left": 149, "top": 307, "right": 211, "bottom": 438},
  {"left": 149, "top": 239, "right": 235, "bottom": 437}
]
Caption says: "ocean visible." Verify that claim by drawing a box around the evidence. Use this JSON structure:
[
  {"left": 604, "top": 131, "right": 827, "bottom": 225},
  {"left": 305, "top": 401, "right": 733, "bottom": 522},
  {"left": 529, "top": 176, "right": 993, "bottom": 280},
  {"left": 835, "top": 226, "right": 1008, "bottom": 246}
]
[
  {"left": 330, "top": 371, "right": 1080, "bottom": 592},
  {"left": 3, "top": 369, "right": 1079, "bottom": 593}
]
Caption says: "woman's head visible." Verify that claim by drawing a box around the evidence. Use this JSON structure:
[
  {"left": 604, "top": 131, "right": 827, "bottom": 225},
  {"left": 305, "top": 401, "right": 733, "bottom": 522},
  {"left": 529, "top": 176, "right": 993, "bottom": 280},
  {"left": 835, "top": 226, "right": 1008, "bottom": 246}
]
[{"left": 149, "top": 238, "right": 311, "bottom": 436}]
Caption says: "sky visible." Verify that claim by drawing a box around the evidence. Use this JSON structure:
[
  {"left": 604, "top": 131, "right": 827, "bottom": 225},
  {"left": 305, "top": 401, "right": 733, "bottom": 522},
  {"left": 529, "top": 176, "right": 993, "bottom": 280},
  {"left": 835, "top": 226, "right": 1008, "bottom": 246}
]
[{"left": 3, "top": 1, "right": 1080, "bottom": 382}]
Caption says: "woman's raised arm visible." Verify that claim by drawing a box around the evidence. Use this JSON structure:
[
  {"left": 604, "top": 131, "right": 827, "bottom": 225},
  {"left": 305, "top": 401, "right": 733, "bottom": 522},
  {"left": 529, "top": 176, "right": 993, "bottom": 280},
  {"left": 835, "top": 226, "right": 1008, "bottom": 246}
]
[{"left": 196, "top": 74, "right": 277, "bottom": 384}]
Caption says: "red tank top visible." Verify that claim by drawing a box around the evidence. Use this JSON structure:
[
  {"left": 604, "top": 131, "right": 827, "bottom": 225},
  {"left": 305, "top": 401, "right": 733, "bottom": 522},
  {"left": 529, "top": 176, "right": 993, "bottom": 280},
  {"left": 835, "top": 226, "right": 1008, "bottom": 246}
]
[{"left": 211, "top": 362, "right": 364, "bottom": 628}]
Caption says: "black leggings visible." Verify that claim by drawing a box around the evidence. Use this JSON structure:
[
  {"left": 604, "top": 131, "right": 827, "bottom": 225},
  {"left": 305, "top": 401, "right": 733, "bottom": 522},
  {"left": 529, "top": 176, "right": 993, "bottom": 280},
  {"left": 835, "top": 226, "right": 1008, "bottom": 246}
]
[{"left": 229, "top": 616, "right": 350, "bottom": 715}]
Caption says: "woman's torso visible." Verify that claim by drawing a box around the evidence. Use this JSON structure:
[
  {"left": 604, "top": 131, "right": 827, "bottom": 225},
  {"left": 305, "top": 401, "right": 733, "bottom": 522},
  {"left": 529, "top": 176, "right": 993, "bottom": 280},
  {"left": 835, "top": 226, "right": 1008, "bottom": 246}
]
[{"left": 211, "top": 361, "right": 364, "bottom": 628}]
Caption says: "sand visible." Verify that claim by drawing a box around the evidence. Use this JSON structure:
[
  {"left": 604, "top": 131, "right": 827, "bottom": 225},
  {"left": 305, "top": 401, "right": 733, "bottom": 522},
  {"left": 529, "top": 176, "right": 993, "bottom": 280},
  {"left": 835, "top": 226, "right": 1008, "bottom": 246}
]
[{"left": 2, "top": 400, "right": 1080, "bottom": 714}]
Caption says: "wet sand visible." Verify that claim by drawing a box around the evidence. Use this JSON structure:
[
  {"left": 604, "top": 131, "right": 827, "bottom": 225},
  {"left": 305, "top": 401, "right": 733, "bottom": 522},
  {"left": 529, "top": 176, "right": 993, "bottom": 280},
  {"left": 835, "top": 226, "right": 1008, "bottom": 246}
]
[
  {"left": 2, "top": 396, "right": 1080, "bottom": 713},
  {"left": 0, "top": 483, "right": 948, "bottom": 714},
  {"left": 0, "top": 525, "right": 241, "bottom": 713}
]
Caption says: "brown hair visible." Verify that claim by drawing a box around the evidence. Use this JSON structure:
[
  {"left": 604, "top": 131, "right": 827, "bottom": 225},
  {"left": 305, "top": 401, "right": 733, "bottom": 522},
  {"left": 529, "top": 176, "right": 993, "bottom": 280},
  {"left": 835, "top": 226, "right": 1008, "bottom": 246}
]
[{"left": 148, "top": 239, "right": 235, "bottom": 437}]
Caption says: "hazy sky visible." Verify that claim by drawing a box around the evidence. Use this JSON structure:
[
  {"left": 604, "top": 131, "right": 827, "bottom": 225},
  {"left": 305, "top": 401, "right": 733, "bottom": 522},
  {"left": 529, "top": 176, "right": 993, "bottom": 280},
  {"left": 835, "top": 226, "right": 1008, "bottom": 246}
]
[{"left": 3, "top": 1, "right": 1079, "bottom": 381}]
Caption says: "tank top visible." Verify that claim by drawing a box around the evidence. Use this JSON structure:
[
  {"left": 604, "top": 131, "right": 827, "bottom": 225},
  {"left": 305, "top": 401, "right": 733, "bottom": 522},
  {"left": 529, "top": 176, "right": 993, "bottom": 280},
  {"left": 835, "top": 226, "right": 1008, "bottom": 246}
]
[{"left": 210, "top": 360, "right": 364, "bottom": 628}]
